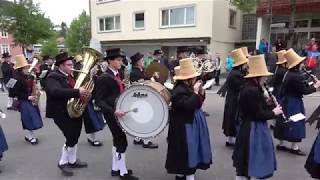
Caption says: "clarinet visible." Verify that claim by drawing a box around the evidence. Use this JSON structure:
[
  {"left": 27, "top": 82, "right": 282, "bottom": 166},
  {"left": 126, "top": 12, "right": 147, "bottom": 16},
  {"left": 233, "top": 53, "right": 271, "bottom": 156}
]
[
  {"left": 302, "top": 68, "right": 318, "bottom": 83},
  {"left": 263, "top": 83, "right": 288, "bottom": 121}
]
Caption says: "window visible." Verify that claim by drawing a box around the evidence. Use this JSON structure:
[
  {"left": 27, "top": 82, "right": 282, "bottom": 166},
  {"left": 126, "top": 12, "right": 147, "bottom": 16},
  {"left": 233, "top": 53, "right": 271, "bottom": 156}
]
[
  {"left": 0, "top": 31, "right": 8, "bottom": 38},
  {"left": 229, "top": 10, "right": 237, "bottom": 28},
  {"left": 242, "top": 14, "right": 257, "bottom": 40},
  {"left": 98, "top": 15, "right": 120, "bottom": 32},
  {"left": 310, "top": 32, "right": 320, "bottom": 40},
  {"left": 311, "top": 19, "right": 320, "bottom": 27},
  {"left": 160, "top": 5, "right": 195, "bottom": 28},
  {"left": 134, "top": 12, "right": 144, "bottom": 30},
  {"left": 0, "top": 44, "right": 10, "bottom": 54},
  {"left": 294, "top": 20, "right": 308, "bottom": 28}
]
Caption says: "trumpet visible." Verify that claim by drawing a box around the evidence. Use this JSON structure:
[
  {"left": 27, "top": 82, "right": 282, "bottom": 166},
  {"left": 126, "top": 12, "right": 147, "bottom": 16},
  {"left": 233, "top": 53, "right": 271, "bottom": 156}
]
[{"left": 302, "top": 68, "right": 318, "bottom": 83}]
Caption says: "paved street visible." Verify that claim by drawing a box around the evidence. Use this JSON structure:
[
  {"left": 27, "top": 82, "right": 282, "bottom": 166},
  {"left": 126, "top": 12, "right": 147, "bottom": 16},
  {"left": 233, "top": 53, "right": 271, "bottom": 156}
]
[{"left": 0, "top": 90, "right": 319, "bottom": 180}]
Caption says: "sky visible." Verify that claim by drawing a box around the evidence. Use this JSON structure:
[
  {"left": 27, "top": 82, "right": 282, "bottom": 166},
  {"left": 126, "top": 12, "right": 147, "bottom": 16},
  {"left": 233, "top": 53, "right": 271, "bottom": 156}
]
[{"left": 33, "top": 0, "right": 90, "bottom": 26}]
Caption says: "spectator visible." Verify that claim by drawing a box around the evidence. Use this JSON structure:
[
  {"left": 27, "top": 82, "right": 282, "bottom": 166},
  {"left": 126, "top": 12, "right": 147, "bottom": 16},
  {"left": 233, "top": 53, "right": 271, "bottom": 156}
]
[
  {"left": 275, "top": 38, "right": 286, "bottom": 51},
  {"left": 265, "top": 46, "right": 278, "bottom": 72},
  {"left": 259, "top": 39, "right": 268, "bottom": 55},
  {"left": 305, "top": 38, "right": 319, "bottom": 52},
  {"left": 213, "top": 53, "right": 221, "bottom": 85},
  {"left": 225, "top": 54, "right": 234, "bottom": 73}
]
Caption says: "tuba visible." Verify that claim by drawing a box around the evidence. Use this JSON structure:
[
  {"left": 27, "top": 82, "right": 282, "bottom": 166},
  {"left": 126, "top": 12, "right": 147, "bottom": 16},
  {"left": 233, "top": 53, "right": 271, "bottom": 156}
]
[{"left": 67, "top": 47, "right": 102, "bottom": 118}]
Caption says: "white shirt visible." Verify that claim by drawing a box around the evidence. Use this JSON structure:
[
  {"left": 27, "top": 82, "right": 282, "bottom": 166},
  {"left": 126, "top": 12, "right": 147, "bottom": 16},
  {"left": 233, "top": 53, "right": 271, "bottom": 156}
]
[
  {"left": 58, "top": 69, "right": 69, "bottom": 77},
  {"left": 108, "top": 67, "right": 119, "bottom": 76}
]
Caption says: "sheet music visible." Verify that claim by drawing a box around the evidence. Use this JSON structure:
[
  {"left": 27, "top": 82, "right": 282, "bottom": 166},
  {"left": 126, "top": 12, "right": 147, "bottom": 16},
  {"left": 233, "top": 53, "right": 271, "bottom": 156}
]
[
  {"left": 6, "top": 78, "right": 17, "bottom": 88},
  {"left": 203, "top": 79, "right": 214, "bottom": 90},
  {"left": 289, "top": 113, "right": 306, "bottom": 122}
]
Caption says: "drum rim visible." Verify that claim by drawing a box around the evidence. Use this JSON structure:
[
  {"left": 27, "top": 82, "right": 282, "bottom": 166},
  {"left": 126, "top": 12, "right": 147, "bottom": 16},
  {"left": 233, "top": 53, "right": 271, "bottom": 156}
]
[{"left": 116, "top": 83, "right": 169, "bottom": 139}]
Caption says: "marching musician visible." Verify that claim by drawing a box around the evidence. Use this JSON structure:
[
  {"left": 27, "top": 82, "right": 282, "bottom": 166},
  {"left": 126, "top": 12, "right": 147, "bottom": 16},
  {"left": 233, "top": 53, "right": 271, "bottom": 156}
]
[
  {"left": 166, "top": 58, "right": 212, "bottom": 180},
  {"left": 277, "top": 49, "right": 320, "bottom": 155},
  {"left": 95, "top": 48, "right": 138, "bottom": 180},
  {"left": 153, "top": 49, "right": 163, "bottom": 64},
  {"left": 10, "top": 55, "right": 43, "bottom": 145},
  {"left": 305, "top": 128, "right": 320, "bottom": 179},
  {"left": 233, "top": 55, "right": 282, "bottom": 180},
  {"left": 222, "top": 48, "right": 249, "bottom": 147},
  {"left": 46, "top": 52, "right": 89, "bottom": 176},
  {"left": 0, "top": 110, "right": 8, "bottom": 174},
  {"left": 39, "top": 55, "right": 54, "bottom": 90},
  {"left": 1, "top": 52, "right": 15, "bottom": 110},
  {"left": 73, "top": 55, "right": 105, "bottom": 147},
  {"left": 129, "top": 52, "right": 158, "bottom": 149},
  {"left": 170, "top": 46, "right": 189, "bottom": 76}
]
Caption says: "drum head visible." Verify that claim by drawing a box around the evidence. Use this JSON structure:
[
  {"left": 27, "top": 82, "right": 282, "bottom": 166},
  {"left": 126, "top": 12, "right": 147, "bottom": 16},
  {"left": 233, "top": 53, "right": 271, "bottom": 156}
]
[{"left": 116, "top": 84, "right": 169, "bottom": 139}]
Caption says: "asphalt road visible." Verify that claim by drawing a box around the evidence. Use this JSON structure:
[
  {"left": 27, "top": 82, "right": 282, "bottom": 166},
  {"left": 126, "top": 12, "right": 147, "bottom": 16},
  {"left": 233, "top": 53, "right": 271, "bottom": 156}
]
[{"left": 0, "top": 90, "right": 319, "bottom": 180}]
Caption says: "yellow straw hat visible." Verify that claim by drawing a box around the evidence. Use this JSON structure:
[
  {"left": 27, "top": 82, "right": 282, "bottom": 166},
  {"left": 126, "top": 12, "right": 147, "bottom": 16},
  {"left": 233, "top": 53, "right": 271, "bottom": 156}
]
[
  {"left": 173, "top": 58, "right": 200, "bottom": 80},
  {"left": 241, "top": 47, "right": 251, "bottom": 57},
  {"left": 173, "top": 66, "right": 180, "bottom": 81},
  {"left": 245, "top": 55, "right": 273, "bottom": 78},
  {"left": 231, "top": 48, "right": 249, "bottom": 67},
  {"left": 284, "top": 48, "right": 306, "bottom": 69},
  {"left": 276, "top": 50, "right": 287, "bottom": 65},
  {"left": 14, "top": 55, "right": 30, "bottom": 70}
]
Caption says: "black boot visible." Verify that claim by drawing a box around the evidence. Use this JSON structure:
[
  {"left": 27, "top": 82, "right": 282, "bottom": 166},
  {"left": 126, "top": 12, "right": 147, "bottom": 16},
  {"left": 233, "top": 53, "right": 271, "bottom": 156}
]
[{"left": 58, "top": 164, "right": 73, "bottom": 177}]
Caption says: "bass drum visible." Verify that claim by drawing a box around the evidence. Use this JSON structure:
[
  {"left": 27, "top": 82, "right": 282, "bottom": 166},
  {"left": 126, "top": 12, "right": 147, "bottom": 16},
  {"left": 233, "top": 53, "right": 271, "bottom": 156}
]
[{"left": 116, "top": 81, "right": 170, "bottom": 139}]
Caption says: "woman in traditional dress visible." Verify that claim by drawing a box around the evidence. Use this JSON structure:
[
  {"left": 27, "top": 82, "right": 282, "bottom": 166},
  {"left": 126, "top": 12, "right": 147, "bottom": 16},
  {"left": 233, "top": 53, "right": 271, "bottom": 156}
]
[
  {"left": 166, "top": 58, "right": 212, "bottom": 180},
  {"left": 10, "top": 55, "right": 43, "bottom": 145},
  {"left": 232, "top": 55, "right": 283, "bottom": 180}
]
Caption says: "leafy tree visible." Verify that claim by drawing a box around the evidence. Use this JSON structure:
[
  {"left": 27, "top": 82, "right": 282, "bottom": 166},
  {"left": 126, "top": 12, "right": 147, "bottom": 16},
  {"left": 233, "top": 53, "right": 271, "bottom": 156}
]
[
  {"left": 0, "top": 0, "right": 54, "bottom": 53},
  {"left": 228, "top": 0, "right": 260, "bottom": 13},
  {"left": 41, "top": 34, "right": 59, "bottom": 57},
  {"left": 65, "top": 11, "right": 90, "bottom": 54}
]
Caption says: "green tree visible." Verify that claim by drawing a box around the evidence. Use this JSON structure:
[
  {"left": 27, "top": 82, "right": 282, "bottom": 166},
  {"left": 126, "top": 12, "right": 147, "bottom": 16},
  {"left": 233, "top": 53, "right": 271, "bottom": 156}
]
[
  {"left": 59, "top": 21, "right": 68, "bottom": 38},
  {"left": 65, "top": 11, "right": 90, "bottom": 54},
  {"left": 0, "top": 0, "right": 54, "bottom": 53},
  {"left": 41, "top": 34, "right": 59, "bottom": 57},
  {"left": 229, "top": 0, "right": 260, "bottom": 13}
]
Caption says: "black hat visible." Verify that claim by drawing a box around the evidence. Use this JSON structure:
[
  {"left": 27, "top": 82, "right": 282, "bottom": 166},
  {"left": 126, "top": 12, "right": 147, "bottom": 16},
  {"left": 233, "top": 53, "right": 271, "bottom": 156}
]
[
  {"left": 177, "top": 46, "right": 189, "bottom": 53},
  {"left": 130, "top": 52, "right": 144, "bottom": 65},
  {"left": 104, "top": 48, "right": 126, "bottom": 61},
  {"left": 153, "top": 49, "right": 163, "bottom": 56},
  {"left": 42, "top": 55, "right": 51, "bottom": 61},
  {"left": 55, "top": 52, "right": 73, "bottom": 66},
  {"left": 2, "top": 52, "right": 11, "bottom": 58}
]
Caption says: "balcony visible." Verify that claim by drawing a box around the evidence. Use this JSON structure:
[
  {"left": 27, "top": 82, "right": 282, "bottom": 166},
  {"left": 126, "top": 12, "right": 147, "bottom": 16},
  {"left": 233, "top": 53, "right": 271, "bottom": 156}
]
[{"left": 256, "top": 0, "right": 320, "bottom": 17}]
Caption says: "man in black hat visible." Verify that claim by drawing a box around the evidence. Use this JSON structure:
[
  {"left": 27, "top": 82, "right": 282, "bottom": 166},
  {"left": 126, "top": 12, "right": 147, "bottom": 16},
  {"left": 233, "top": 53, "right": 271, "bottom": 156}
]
[
  {"left": 1, "top": 52, "right": 14, "bottom": 109},
  {"left": 153, "top": 49, "right": 163, "bottom": 63},
  {"left": 39, "top": 55, "right": 54, "bottom": 90},
  {"left": 170, "top": 46, "right": 189, "bottom": 76},
  {"left": 95, "top": 48, "right": 138, "bottom": 180},
  {"left": 129, "top": 52, "right": 159, "bottom": 149},
  {"left": 45, "top": 52, "right": 89, "bottom": 176}
]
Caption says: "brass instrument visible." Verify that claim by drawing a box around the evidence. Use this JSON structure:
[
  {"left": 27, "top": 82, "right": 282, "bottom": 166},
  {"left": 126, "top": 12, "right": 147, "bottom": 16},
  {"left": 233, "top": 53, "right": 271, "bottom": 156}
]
[
  {"left": 122, "top": 64, "right": 131, "bottom": 89},
  {"left": 29, "top": 58, "right": 41, "bottom": 106},
  {"left": 191, "top": 55, "right": 215, "bottom": 74},
  {"left": 67, "top": 47, "right": 102, "bottom": 118},
  {"left": 145, "top": 62, "right": 169, "bottom": 84}
]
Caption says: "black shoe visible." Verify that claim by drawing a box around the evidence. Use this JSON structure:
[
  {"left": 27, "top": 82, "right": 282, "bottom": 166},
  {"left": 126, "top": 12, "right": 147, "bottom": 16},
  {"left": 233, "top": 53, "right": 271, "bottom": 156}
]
[
  {"left": 111, "top": 169, "right": 133, "bottom": 176},
  {"left": 143, "top": 142, "right": 158, "bottom": 149},
  {"left": 276, "top": 145, "right": 289, "bottom": 151},
  {"left": 120, "top": 173, "right": 139, "bottom": 180},
  {"left": 68, "top": 159, "right": 88, "bottom": 168},
  {"left": 215, "top": 83, "right": 220, "bottom": 86},
  {"left": 133, "top": 139, "right": 143, "bottom": 145},
  {"left": 225, "top": 142, "right": 235, "bottom": 147},
  {"left": 24, "top": 137, "right": 38, "bottom": 145},
  {"left": 6, "top": 107, "right": 13, "bottom": 110},
  {"left": 270, "top": 125, "right": 275, "bottom": 130},
  {"left": 290, "top": 149, "right": 306, "bottom": 156},
  {"left": 175, "top": 175, "right": 186, "bottom": 180},
  {"left": 58, "top": 164, "right": 74, "bottom": 177},
  {"left": 87, "top": 139, "right": 103, "bottom": 147},
  {"left": 203, "top": 111, "right": 210, "bottom": 117}
]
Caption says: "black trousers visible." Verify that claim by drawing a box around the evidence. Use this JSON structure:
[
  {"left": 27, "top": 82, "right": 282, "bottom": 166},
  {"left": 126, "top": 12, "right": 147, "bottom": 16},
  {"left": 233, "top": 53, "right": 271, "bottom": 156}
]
[
  {"left": 104, "top": 113, "right": 127, "bottom": 153},
  {"left": 54, "top": 116, "right": 82, "bottom": 147}
]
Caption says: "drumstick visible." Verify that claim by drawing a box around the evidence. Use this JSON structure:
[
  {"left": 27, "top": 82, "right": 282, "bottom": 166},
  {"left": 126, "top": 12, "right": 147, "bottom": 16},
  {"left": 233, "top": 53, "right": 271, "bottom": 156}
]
[{"left": 124, "top": 108, "right": 138, "bottom": 114}]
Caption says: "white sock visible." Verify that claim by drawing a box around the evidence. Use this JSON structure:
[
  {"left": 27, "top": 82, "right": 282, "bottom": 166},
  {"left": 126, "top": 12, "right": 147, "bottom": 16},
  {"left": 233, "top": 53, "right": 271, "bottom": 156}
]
[
  {"left": 67, "top": 145, "right": 77, "bottom": 164},
  {"left": 25, "top": 130, "right": 33, "bottom": 139},
  {"left": 112, "top": 147, "right": 119, "bottom": 171},
  {"left": 236, "top": 176, "right": 249, "bottom": 180},
  {"left": 279, "top": 140, "right": 285, "bottom": 146},
  {"left": 134, "top": 137, "right": 141, "bottom": 141},
  {"left": 88, "top": 133, "right": 96, "bottom": 141},
  {"left": 116, "top": 152, "right": 128, "bottom": 176},
  {"left": 186, "top": 174, "right": 195, "bottom": 180},
  {"left": 291, "top": 142, "right": 299, "bottom": 150},
  {"left": 59, "top": 144, "right": 68, "bottom": 165},
  {"left": 143, "top": 139, "right": 150, "bottom": 145},
  {"left": 227, "top": 137, "right": 235, "bottom": 144},
  {"left": 7, "top": 97, "right": 13, "bottom": 107}
]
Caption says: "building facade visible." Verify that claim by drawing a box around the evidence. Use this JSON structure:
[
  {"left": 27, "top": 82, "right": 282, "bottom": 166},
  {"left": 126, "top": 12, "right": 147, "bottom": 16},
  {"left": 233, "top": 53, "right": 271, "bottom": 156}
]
[
  {"left": 0, "top": 31, "right": 23, "bottom": 56},
  {"left": 256, "top": 0, "right": 320, "bottom": 50},
  {"left": 90, "top": 0, "right": 245, "bottom": 63}
]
